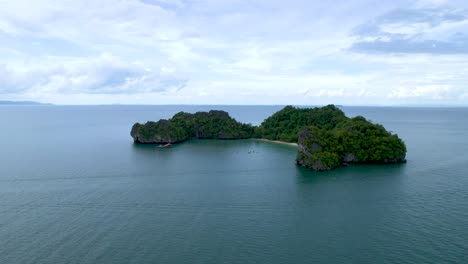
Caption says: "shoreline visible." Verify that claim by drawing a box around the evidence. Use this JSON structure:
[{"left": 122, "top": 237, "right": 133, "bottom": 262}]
[{"left": 253, "top": 138, "right": 298, "bottom": 147}]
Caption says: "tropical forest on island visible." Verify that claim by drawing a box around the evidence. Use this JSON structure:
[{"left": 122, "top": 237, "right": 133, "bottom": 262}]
[{"left": 131, "top": 105, "right": 406, "bottom": 171}]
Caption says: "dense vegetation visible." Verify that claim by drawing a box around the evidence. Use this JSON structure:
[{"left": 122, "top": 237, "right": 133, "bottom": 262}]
[
  {"left": 131, "top": 110, "right": 255, "bottom": 144},
  {"left": 255, "top": 105, "right": 347, "bottom": 142},
  {"left": 131, "top": 119, "right": 188, "bottom": 144},
  {"left": 296, "top": 114, "right": 407, "bottom": 170},
  {"left": 131, "top": 105, "right": 407, "bottom": 171}
]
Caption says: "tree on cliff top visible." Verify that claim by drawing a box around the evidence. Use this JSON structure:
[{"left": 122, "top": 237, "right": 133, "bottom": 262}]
[{"left": 256, "top": 105, "right": 347, "bottom": 142}]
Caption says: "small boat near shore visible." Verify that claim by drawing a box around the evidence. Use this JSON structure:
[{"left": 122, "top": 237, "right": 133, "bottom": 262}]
[{"left": 158, "top": 143, "right": 172, "bottom": 148}]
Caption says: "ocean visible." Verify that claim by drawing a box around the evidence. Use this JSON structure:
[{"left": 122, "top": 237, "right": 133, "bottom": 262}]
[{"left": 0, "top": 105, "right": 467, "bottom": 263}]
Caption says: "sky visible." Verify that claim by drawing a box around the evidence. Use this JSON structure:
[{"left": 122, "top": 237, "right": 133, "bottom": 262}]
[{"left": 1, "top": 0, "right": 468, "bottom": 105}]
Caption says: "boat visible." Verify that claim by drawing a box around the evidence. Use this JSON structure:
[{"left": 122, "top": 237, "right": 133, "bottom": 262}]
[{"left": 159, "top": 143, "right": 172, "bottom": 148}]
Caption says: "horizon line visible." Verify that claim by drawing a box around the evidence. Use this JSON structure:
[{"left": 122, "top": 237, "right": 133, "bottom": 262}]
[{"left": 3, "top": 102, "right": 468, "bottom": 108}]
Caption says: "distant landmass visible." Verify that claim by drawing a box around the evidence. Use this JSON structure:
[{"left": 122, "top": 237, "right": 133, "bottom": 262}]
[
  {"left": 0, "top": 101, "right": 52, "bottom": 105},
  {"left": 130, "top": 105, "right": 407, "bottom": 171}
]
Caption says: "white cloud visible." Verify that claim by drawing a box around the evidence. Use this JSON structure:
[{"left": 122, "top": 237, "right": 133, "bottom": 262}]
[
  {"left": 379, "top": 22, "right": 432, "bottom": 36},
  {"left": 415, "top": 0, "right": 448, "bottom": 8},
  {"left": 388, "top": 84, "right": 452, "bottom": 99},
  {"left": 0, "top": 0, "right": 468, "bottom": 105},
  {"left": 421, "top": 19, "right": 468, "bottom": 41},
  {"left": 0, "top": 54, "right": 187, "bottom": 95}
]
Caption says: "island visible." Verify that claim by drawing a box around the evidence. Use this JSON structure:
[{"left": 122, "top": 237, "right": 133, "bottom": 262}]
[
  {"left": 131, "top": 105, "right": 407, "bottom": 171},
  {"left": 131, "top": 110, "right": 256, "bottom": 144}
]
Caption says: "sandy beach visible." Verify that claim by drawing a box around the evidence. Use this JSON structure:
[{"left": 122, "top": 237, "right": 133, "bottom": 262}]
[{"left": 253, "top": 138, "right": 298, "bottom": 147}]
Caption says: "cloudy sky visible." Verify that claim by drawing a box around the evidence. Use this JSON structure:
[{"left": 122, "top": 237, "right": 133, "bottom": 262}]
[{"left": 1, "top": 0, "right": 468, "bottom": 105}]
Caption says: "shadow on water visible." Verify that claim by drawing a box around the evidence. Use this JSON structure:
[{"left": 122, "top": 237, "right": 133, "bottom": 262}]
[
  {"left": 129, "top": 142, "right": 179, "bottom": 166},
  {"left": 295, "top": 162, "right": 408, "bottom": 185},
  {"left": 131, "top": 142, "right": 174, "bottom": 152}
]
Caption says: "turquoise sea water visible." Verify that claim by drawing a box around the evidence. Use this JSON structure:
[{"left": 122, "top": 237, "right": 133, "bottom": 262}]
[{"left": 0, "top": 105, "right": 467, "bottom": 264}]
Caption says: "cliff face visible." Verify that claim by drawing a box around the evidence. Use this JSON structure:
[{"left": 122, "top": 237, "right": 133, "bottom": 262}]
[
  {"left": 296, "top": 116, "right": 407, "bottom": 171},
  {"left": 296, "top": 126, "right": 341, "bottom": 171},
  {"left": 131, "top": 120, "right": 188, "bottom": 144}
]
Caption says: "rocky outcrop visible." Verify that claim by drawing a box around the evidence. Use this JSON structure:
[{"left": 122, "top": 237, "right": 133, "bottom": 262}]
[
  {"left": 131, "top": 110, "right": 256, "bottom": 144},
  {"left": 296, "top": 117, "right": 407, "bottom": 171},
  {"left": 341, "top": 153, "right": 354, "bottom": 163},
  {"left": 296, "top": 126, "right": 341, "bottom": 171},
  {"left": 130, "top": 105, "right": 407, "bottom": 172},
  {"left": 131, "top": 120, "right": 188, "bottom": 144}
]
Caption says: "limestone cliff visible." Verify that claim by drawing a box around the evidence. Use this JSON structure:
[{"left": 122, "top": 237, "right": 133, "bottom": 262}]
[
  {"left": 131, "top": 120, "right": 188, "bottom": 144},
  {"left": 296, "top": 116, "right": 406, "bottom": 171},
  {"left": 131, "top": 110, "right": 255, "bottom": 144},
  {"left": 130, "top": 105, "right": 407, "bottom": 171}
]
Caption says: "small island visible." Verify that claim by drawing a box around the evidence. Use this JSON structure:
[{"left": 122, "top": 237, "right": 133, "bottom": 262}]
[{"left": 131, "top": 105, "right": 407, "bottom": 171}]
